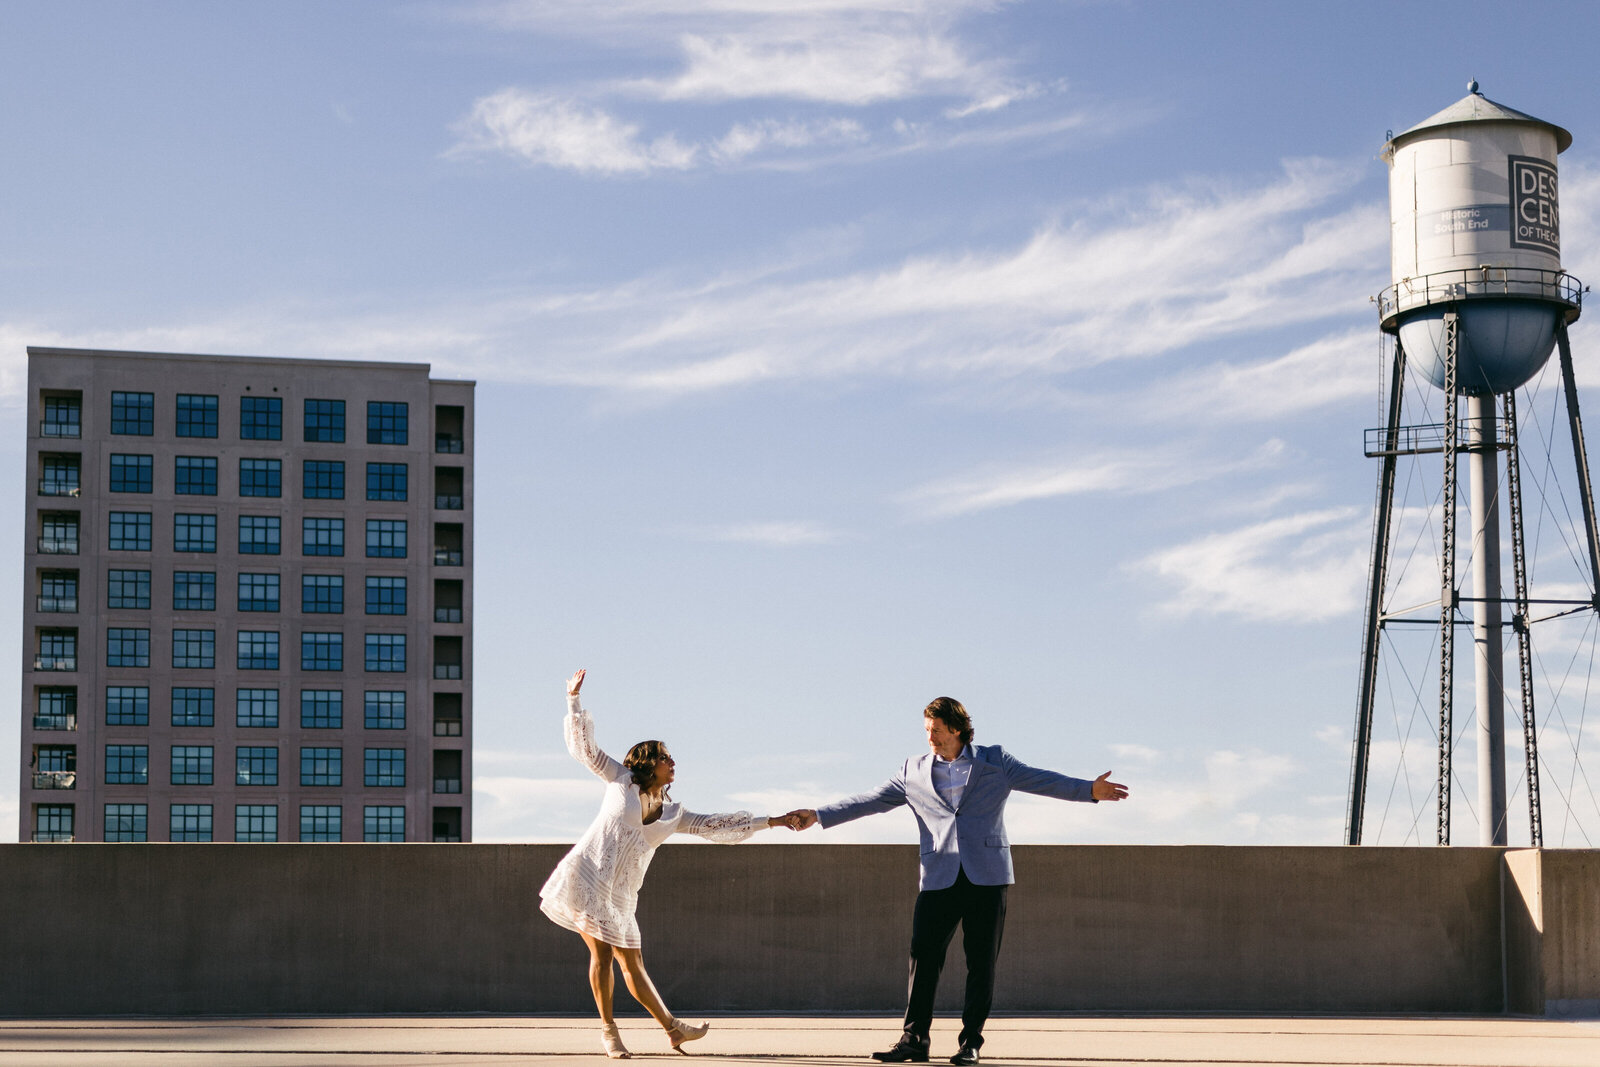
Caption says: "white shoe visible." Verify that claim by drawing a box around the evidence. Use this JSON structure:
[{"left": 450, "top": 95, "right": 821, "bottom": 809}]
[
  {"left": 667, "top": 1017, "right": 709, "bottom": 1054},
  {"left": 601, "top": 1022, "right": 632, "bottom": 1059}
]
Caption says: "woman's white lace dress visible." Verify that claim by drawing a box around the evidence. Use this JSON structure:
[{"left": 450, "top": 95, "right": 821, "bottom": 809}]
[{"left": 539, "top": 692, "right": 770, "bottom": 949}]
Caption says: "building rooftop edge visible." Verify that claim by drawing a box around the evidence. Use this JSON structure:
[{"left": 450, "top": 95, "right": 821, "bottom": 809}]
[{"left": 26, "top": 346, "right": 474, "bottom": 384}]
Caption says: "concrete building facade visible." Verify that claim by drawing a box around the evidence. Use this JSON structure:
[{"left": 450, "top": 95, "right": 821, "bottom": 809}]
[{"left": 19, "top": 347, "right": 473, "bottom": 843}]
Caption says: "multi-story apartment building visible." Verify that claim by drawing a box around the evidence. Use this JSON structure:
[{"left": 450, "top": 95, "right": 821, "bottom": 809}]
[{"left": 20, "top": 347, "right": 473, "bottom": 843}]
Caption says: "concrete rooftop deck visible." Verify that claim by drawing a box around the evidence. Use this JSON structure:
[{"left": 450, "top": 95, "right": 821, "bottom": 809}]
[{"left": 1, "top": 1015, "right": 1598, "bottom": 1066}]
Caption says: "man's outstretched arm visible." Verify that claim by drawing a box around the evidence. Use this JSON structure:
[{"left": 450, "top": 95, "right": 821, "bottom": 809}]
[
  {"left": 1002, "top": 749, "right": 1129, "bottom": 803},
  {"left": 786, "top": 772, "right": 910, "bottom": 830}
]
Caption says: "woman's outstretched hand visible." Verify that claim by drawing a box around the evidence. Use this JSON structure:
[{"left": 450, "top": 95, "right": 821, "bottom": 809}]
[{"left": 567, "top": 668, "right": 586, "bottom": 696}]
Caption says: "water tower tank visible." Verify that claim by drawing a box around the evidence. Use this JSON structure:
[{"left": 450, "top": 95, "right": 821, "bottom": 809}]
[{"left": 1381, "top": 82, "right": 1580, "bottom": 395}]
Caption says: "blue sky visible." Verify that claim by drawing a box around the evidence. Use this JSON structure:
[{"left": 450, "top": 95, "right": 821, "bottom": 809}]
[{"left": 5, "top": 0, "right": 1600, "bottom": 846}]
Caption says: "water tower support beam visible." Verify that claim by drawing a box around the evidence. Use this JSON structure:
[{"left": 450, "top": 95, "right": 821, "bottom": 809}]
[
  {"left": 1556, "top": 320, "right": 1600, "bottom": 602},
  {"left": 1502, "top": 390, "right": 1543, "bottom": 847},
  {"left": 1467, "top": 391, "right": 1508, "bottom": 846},
  {"left": 1347, "top": 339, "right": 1408, "bottom": 846},
  {"left": 1437, "top": 312, "right": 1459, "bottom": 847}
]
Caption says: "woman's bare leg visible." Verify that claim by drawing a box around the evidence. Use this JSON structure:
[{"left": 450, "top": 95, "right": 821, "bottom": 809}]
[
  {"left": 613, "top": 946, "right": 675, "bottom": 1029},
  {"left": 580, "top": 932, "right": 617, "bottom": 1022}
]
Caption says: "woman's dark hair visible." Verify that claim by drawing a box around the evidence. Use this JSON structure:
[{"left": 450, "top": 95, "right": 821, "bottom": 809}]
[
  {"left": 923, "top": 697, "right": 974, "bottom": 745},
  {"left": 624, "top": 739, "right": 672, "bottom": 791}
]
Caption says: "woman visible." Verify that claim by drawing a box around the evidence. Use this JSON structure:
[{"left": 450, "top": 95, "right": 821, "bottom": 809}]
[{"left": 540, "top": 669, "right": 792, "bottom": 1058}]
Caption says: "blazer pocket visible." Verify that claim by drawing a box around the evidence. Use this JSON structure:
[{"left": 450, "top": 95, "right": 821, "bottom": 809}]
[
  {"left": 985, "top": 835, "right": 1008, "bottom": 848},
  {"left": 920, "top": 843, "right": 937, "bottom": 854}
]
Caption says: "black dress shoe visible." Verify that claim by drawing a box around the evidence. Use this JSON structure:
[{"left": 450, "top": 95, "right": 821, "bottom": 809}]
[
  {"left": 949, "top": 1045, "right": 979, "bottom": 1065},
  {"left": 871, "top": 1035, "right": 930, "bottom": 1062}
]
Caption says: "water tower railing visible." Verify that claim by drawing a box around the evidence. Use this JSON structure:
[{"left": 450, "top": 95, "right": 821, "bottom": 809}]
[
  {"left": 1363, "top": 416, "right": 1512, "bottom": 458},
  {"left": 1378, "top": 268, "right": 1582, "bottom": 326}
]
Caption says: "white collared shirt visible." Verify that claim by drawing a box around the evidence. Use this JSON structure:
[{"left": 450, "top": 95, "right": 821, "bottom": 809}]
[{"left": 931, "top": 743, "right": 975, "bottom": 810}]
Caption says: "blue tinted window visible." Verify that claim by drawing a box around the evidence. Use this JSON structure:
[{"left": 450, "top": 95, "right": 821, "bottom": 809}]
[
  {"left": 175, "top": 395, "right": 218, "bottom": 438},
  {"left": 303, "top": 517, "right": 344, "bottom": 556},
  {"left": 304, "top": 399, "right": 345, "bottom": 442},
  {"left": 109, "top": 511, "right": 152, "bottom": 551},
  {"left": 173, "top": 571, "right": 216, "bottom": 611},
  {"left": 174, "top": 514, "right": 217, "bottom": 553},
  {"left": 110, "top": 454, "right": 153, "bottom": 493},
  {"left": 367, "top": 401, "right": 408, "bottom": 445},
  {"left": 303, "top": 460, "right": 344, "bottom": 499},
  {"left": 111, "top": 392, "right": 153, "bottom": 435},
  {"left": 240, "top": 396, "right": 282, "bottom": 440},
  {"left": 174, "top": 456, "right": 217, "bottom": 496},
  {"left": 239, "top": 516, "right": 280, "bottom": 555}
]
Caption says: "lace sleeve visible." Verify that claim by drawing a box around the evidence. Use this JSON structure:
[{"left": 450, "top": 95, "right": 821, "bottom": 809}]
[
  {"left": 677, "top": 810, "right": 768, "bottom": 844},
  {"left": 564, "top": 693, "right": 628, "bottom": 783}
]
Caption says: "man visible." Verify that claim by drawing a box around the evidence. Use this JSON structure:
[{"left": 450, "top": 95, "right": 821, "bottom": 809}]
[{"left": 787, "top": 697, "right": 1128, "bottom": 1065}]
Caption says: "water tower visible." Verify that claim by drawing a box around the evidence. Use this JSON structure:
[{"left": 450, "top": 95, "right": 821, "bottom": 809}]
[{"left": 1347, "top": 83, "right": 1588, "bottom": 846}]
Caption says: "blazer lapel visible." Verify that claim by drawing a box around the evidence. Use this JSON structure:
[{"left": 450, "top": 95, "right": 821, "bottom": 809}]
[{"left": 920, "top": 754, "right": 957, "bottom": 814}]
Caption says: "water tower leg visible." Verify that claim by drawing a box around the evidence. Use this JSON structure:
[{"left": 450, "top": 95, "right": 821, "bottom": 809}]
[
  {"left": 1556, "top": 321, "right": 1600, "bottom": 599},
  {"left": 1348, "top": 340, "right": 1407, "bottom": 845},
  {"left": 1467, "top": 394, "right": 1509, "bottom": 846},
  {"left": 1503, "top": 391, "right": 1543, "bottom": 848},
  {"left": 1437, "top": 315, "right": 1459, "bottom": 847}
]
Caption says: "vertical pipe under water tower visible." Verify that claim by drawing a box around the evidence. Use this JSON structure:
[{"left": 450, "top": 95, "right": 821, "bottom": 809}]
[{"left": 1466, "top": 396, "right": 1507, "bottom": 844}]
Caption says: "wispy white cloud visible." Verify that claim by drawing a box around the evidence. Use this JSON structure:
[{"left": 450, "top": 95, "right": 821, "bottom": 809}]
[
  {"left": 448, "top": 90, "right": 697, "bottom": 175},
  {"left": 899, "top": 440, "right": 1288, "bottom": 519},
  {"left": 442, "top": 0, "right": 1065, "bottom": 175},
  {"left": 1135, "top": 326, "right": 1379, "bottom": 424},
  {"left": 454, "top": 1, "right": 1025, "bottom": 110},
  {"left": 711, "top": 117, "right": 869, "bottom": 162},
  {"left": 1133, "top": 506, "right": 1370, "bottom": 623},
  {"left": 3, "top": 159, "right": 1382, "bottom": 406},
  {"left": 634, "top": 27, "right": 989, "bottom": 106}
]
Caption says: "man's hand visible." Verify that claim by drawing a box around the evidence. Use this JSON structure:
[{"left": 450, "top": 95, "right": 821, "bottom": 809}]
[
  {"left": 784, "top": 808, "right": 819, "bottom": 830},
  {"left": 1092, "top": 771, "right": 1128, "bottom": 801}
]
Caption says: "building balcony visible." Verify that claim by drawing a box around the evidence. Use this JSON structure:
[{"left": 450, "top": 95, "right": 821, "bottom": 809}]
[
  {"left": 33, "top": 771, "right": 76, "bottom": 790},
  {"left": 36, "top": 596, "right": 78, "bottom": 613},
  {"left": 34, "top": 655, "right": 77, "bottom": 672},
  {"left": 433, "top": 778, "right": 462, "bottom": 795},
  {"left": 33, "top": 713, "right": 78, "bottom": 731},
  {"left": 41, "top": 421, "right": 81, "bottom": 438},
  {"left": 435, "top": 434, "right": 463, "bottom": 454},
  {"left": 37, "top": 537, "right": 79, "bottom": 555},
  {"left": 38, "top": 481, "right": 80, "bottom": 497},
  {"left": 434, "top": 607, "right": 462, "bottom": 624},
  {"left": 435, "top": 494, "right": 463, "bottom": 510},
  {"left": 433, "top": 832, "right": 462, "bottom": 843},
  {"left": 433, "top": 550, "right": 462, "bottom": 567},
  {"left": 30, "top": 831, "right": 74, "bottom": 843},
  {"left": 434, "top": 664, "right": 463, "bottom": 680},
  {"left": 434, "top": 719, "right": 463, "bottom": 737}
]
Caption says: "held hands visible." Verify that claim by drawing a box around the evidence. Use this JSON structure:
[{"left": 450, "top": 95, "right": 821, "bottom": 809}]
[
  {"left": 1092, "top": 771, "right": 1129, "bottom": 801},
  {"left": 767, "top": 810, "right": 818, "bottom": 831},
  {"left": 567, "top": 668, "right": 586, "bottom": 697},
  {"left": 784, "top": 809, "right": 818, "bottom": 830}
]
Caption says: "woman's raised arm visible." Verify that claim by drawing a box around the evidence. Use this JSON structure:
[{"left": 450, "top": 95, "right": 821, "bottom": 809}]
[{"left": 562, "top": 669, "right": 627, "bottom": 783}]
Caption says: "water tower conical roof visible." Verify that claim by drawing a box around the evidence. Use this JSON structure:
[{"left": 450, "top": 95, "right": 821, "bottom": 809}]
[{"left": 1384, "top": 83, "right": 1572, "bottom": 155}]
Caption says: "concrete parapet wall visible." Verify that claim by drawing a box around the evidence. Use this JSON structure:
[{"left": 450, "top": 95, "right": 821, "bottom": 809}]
[
  {"left": 1505, "top": 848, "right": 1600, "bottom": 1017},
  {"left": 0, "top": 844, "right": 1591, "bottom": 1016}
]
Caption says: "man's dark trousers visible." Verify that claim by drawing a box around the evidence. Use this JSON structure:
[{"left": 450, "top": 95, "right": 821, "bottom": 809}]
[{"left": 903, "top": 866, "right": 1008, "bottom": 1050}]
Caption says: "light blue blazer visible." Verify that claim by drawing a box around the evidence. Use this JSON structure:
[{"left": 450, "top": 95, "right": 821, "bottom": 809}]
[{"left": 817, "top": 745, "right": 1097, "bottom": 890}]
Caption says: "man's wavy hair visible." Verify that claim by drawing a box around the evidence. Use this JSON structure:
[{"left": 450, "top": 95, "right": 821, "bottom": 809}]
[
  {"left": 923, "top": 697, "right": 974, "bottom": 745},
  {"left": 624, "top": 739, "right": 672, "bottom": 792}
]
